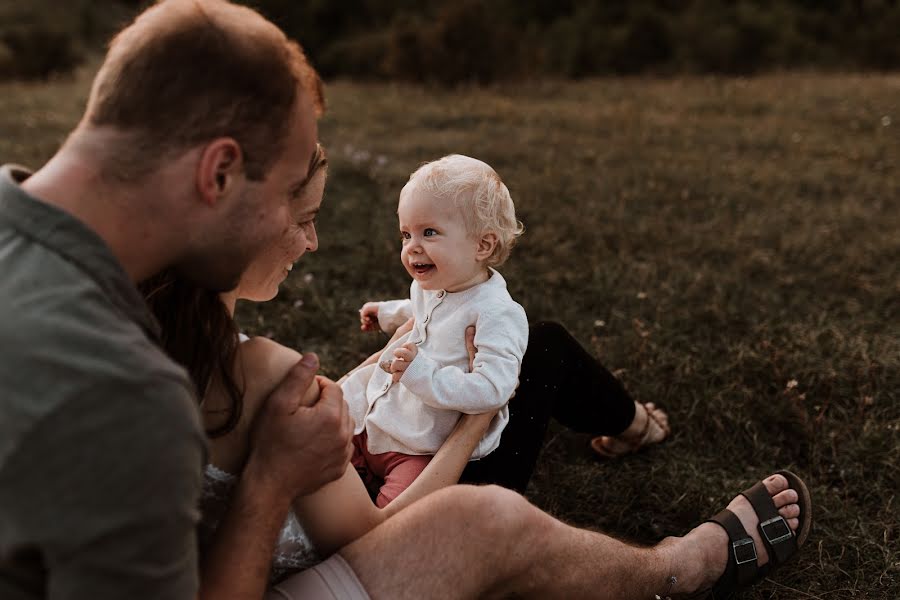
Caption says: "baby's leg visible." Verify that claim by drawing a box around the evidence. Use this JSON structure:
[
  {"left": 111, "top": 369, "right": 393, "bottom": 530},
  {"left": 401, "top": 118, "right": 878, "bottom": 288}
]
[{"left": 374, "top": 453, "right": 432, "bottom": 508}]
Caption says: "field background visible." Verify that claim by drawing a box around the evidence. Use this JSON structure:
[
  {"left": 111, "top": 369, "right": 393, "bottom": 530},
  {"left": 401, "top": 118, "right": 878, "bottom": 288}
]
[{"left": 2, "top": 65, "right": 898, "bottom": 597}]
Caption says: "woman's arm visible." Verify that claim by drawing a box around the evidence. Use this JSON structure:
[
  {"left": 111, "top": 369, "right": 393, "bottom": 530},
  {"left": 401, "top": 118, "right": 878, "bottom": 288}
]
[{"left": 199, "top": 352, "right": 350, "bottom": 600}]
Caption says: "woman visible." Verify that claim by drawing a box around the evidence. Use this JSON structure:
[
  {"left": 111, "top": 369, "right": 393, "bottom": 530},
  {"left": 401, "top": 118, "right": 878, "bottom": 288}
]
[{"left": 142, "top": 144, "right": 669, "bottom": 586}]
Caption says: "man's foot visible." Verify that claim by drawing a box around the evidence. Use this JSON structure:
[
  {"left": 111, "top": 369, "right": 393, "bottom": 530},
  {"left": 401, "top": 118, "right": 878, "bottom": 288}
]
[
  {"left": 590, "top": 401, "right": 670, "bottom": 458},
  {"left": 659, "top": 473, "right": 810, "bottom": 598}
]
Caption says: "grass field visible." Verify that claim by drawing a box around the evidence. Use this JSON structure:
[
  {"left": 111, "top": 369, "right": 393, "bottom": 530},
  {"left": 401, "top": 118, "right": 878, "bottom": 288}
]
[{"left": 2, "top": 70, "right": 897, "bottom": 598}]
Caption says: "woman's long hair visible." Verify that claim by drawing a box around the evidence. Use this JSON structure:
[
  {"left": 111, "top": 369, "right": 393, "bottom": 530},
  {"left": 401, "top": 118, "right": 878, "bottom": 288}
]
[
  {"left": 141, "top": 271, "right": 244, "bottom": 438},
  {"left": 140, "top": 144, "right": 328, "bottom": 438}
]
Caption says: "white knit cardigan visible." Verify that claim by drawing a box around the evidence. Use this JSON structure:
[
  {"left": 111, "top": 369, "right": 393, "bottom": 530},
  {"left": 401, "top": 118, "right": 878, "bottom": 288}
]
[{"left": 341, "top": 269, "right": 528, "bottom": 458}]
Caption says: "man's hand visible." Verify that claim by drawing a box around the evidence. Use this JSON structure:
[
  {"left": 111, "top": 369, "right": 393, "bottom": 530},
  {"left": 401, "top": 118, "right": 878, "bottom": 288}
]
[
  {"left": 246, "top": 353, "right": 353, "bottom": 500},
  {"left": 359, "top": 302, "right": 380, "bottom": 331}
]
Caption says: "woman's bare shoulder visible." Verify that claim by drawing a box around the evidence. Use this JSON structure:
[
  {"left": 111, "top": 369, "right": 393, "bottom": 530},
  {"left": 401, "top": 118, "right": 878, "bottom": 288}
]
[
  {"left": 238, "top": 336, "right": 303, "bottom": 391},
  {"left": 234, "top": 336, "right": 305, "bottom": 415}
]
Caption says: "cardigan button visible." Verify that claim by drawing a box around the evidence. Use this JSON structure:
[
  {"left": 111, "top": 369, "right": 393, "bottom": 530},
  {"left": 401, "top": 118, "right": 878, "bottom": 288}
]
[
  {"left": 424, "top": 315, "right": 430, "bottom": 323},
  {"left": 437, "top": 290, "right": 445, "bottom": 298}
]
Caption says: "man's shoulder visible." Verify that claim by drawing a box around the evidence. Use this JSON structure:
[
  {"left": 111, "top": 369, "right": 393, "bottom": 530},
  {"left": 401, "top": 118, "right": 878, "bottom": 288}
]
[
  {"left": 0, "top": 233, "right": 194, "bottom": 462},
  {"left": 0, "top": 229, "right": 186, "bottom": 378}
]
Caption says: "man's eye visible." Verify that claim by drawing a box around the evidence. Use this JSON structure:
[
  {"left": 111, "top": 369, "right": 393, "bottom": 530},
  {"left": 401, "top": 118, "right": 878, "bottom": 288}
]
[{"left": 424, "top": 228, "right": 437, "bottom": 237}]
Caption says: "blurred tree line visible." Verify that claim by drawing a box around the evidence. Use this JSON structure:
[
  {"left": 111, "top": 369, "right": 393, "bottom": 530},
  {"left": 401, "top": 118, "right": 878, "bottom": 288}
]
[{"left": 2, "top": 0, "right": 898, "bottom": 83}]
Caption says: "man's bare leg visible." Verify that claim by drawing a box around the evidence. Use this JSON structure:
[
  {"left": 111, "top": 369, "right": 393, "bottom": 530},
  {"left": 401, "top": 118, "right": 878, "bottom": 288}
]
[{"left": 340, "top": 474, "right": 801, "bottom": 599}]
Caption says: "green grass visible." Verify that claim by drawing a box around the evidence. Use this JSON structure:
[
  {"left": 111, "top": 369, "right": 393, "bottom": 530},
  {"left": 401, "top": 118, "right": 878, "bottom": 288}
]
[{"left": 2, "top": 71, "right": 897, "bottom": 598}]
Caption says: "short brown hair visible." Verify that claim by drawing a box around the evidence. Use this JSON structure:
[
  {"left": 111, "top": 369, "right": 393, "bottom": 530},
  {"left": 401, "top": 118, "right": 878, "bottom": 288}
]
[{"left": 85, "top": 0, "right": 324, "bottom": 181}]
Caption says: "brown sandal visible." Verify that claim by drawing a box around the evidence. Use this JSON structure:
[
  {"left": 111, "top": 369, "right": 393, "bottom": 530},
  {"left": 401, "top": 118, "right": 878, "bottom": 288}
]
[
  {"left": 699, "top": 470, "right": 812, "bottom": 599},
  {"left": 590, "top": 402, "right": 670, "bottom": 458}
]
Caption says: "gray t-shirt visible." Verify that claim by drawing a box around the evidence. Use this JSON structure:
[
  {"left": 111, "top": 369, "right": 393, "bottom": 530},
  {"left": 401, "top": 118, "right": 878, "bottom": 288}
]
[{"left": 0, "top": 165, "right": 206, "bottom": 599}]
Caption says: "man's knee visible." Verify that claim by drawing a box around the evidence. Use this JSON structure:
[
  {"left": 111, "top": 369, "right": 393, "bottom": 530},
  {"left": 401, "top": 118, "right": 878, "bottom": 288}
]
[{"left": 443, "top": 485, "right": 549, "bottom": 541}]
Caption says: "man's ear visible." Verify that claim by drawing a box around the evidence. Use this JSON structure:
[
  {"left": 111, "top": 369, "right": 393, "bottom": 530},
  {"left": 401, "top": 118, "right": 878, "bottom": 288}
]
[
  {"left": 475, "top": 232, "right": 498, "bottom": 262},
  {"left": 196, "top": 138, "right": 243, "bottom": 206}
]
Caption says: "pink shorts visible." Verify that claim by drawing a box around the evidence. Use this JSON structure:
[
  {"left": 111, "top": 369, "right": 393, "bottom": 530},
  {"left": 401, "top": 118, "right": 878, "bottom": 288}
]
[
  {"left": 351, "top": 430, "right": 432, "bottom": 507},
  {"left": 265, "top": 554, "right": 369, "bottom": 600}
]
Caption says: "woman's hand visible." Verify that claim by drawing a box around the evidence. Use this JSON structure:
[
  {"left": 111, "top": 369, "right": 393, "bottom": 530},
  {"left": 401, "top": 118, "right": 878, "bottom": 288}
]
[{"left": 455, "top": 325, "right": 499, "bottom": 431}]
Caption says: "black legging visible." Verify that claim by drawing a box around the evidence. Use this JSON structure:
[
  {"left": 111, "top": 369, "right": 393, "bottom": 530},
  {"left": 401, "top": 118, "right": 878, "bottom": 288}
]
[{"left": 460, "top": 321, "right": 636, "bottom": 493}]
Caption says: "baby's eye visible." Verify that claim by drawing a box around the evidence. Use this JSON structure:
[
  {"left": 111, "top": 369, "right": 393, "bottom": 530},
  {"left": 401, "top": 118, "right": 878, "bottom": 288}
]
[
  {"left": 424, "top": 228, "right": 437, "bottom": 237},
  {"left": 401, "top": 231, "right": 411, "bottom": 240}
]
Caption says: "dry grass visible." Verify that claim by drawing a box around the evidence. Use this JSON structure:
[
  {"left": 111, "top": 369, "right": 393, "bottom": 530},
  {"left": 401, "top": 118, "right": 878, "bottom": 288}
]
[{"left": 2, "top": 71, "right": 897, "bottom": 598}]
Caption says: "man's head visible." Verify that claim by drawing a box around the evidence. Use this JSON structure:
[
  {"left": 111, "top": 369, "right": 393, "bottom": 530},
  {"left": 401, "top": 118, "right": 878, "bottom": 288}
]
[
  {"left": 79, "top": 0, "right": 324, "bottom": 291},
  {"left": 85, "top": 0, "right": 323, "bottom": 183}
]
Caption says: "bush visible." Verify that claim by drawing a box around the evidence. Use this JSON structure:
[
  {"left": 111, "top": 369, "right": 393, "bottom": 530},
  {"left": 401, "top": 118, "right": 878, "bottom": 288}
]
[
  {"left": 6, "top": 0, "right": 900, "bottom": 84},
  {"left": 0, "top": 0, "right": 132, "bottom": 81},
  {"left": 0, "top": 26, "right": 81, "bottom": 80},
  {"left": 610, "top": 10, "right": 674, "bottom": 74},
  {"left": 318, "top": 29, "right": 392, "bottom": 80},
  {"left": 381, "top": 1, "right": 527, "bottom": 85}
]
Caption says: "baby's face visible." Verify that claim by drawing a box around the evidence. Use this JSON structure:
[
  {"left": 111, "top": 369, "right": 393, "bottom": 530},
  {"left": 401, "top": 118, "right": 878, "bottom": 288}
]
[{"left": 398, "top": 189, "right": 487, "bottom": 292}]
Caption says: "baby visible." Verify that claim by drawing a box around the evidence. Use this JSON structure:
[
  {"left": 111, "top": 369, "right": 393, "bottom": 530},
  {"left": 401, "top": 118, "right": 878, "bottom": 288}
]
[{"left": 341, "top": 154, "right": 528, "bottom": 507}]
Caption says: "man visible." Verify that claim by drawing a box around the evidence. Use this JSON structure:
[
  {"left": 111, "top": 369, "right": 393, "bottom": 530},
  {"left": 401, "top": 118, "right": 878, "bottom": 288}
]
[
  {"left": 0, "top": 1, "right": 351, "bottom": 597},
  {"left": 0, "top": 1, "right": 809, "bottom": 599}
]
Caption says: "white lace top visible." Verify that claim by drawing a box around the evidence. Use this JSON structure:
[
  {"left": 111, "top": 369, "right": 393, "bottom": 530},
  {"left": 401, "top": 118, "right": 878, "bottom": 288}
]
[{"left": 198, "top": 464, "right": 320, "bottom": 582}]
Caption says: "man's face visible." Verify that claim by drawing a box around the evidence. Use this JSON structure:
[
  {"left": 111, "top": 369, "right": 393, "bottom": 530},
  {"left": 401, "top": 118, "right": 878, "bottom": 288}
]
[{"left": 179, "top": 91, "right": 319, "bottom": 292}]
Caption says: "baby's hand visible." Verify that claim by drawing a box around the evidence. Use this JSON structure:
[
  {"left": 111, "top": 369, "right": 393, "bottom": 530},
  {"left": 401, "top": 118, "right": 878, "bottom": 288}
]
[
  {"left": 389, "top": 342, "right": 418, "bottom": 383},
  {"left": 359, "top": 302, "right": 380, "bottom": 332}
]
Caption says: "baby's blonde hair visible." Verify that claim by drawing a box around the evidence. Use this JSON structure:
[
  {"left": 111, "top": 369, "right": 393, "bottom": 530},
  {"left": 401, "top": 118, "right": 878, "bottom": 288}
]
[{"left": 402, "top": 154, "right": 524, "bottom": 267}]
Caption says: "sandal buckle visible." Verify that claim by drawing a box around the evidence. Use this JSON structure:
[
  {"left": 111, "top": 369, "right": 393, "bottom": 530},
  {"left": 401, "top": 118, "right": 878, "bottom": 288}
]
[
  {"left": 732, "top": 537, "right": 757, "bottom": 565},
  {"left": 760, "top": 516, "right": 793, "bottom": 545}
]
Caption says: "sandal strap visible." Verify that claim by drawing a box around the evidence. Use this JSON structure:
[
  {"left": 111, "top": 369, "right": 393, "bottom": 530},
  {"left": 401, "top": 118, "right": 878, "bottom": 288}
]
[
  {"left": 626, "top": 403, "right": 654, "bottom": 450},
  {"left": 707, "top": 508, "right": 759, "bottom": 595},
  {"left": 740, "top": 481, "right": 797, "bottom": 566}
]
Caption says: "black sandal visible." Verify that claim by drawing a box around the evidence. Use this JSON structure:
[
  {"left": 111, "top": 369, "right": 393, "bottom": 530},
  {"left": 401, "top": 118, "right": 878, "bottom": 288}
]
[{"left": 705, "top": 470, "right": 812, "bottom": 599}]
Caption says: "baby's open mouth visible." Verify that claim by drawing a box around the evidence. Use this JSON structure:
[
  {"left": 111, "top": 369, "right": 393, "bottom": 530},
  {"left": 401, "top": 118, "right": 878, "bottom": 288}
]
[{"left": 412, "top": 262, "right": 434, "bottom": 275}]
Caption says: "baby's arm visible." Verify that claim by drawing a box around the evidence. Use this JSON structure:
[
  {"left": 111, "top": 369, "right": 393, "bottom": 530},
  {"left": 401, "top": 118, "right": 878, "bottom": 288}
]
[
  {"left": 359, "top": 299, "right": 412, "bottom": 334},
  {"left": 400, "top": 303, "right": 528, "bottom": 413}
]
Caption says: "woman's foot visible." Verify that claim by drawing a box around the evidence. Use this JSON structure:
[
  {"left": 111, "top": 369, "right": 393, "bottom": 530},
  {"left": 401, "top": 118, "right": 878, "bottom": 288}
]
[
  {"left": 657, "top": 473, "right": 809, "bottom": 598},
  {"left": 590, "top": 401, "right": 670, "bottom": 458}
]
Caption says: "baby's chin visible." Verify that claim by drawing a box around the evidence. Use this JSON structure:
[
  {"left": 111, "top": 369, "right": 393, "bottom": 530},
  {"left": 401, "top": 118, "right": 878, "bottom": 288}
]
[{"left": 411, "top": 276, "right": 447, "bottom": 292}]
